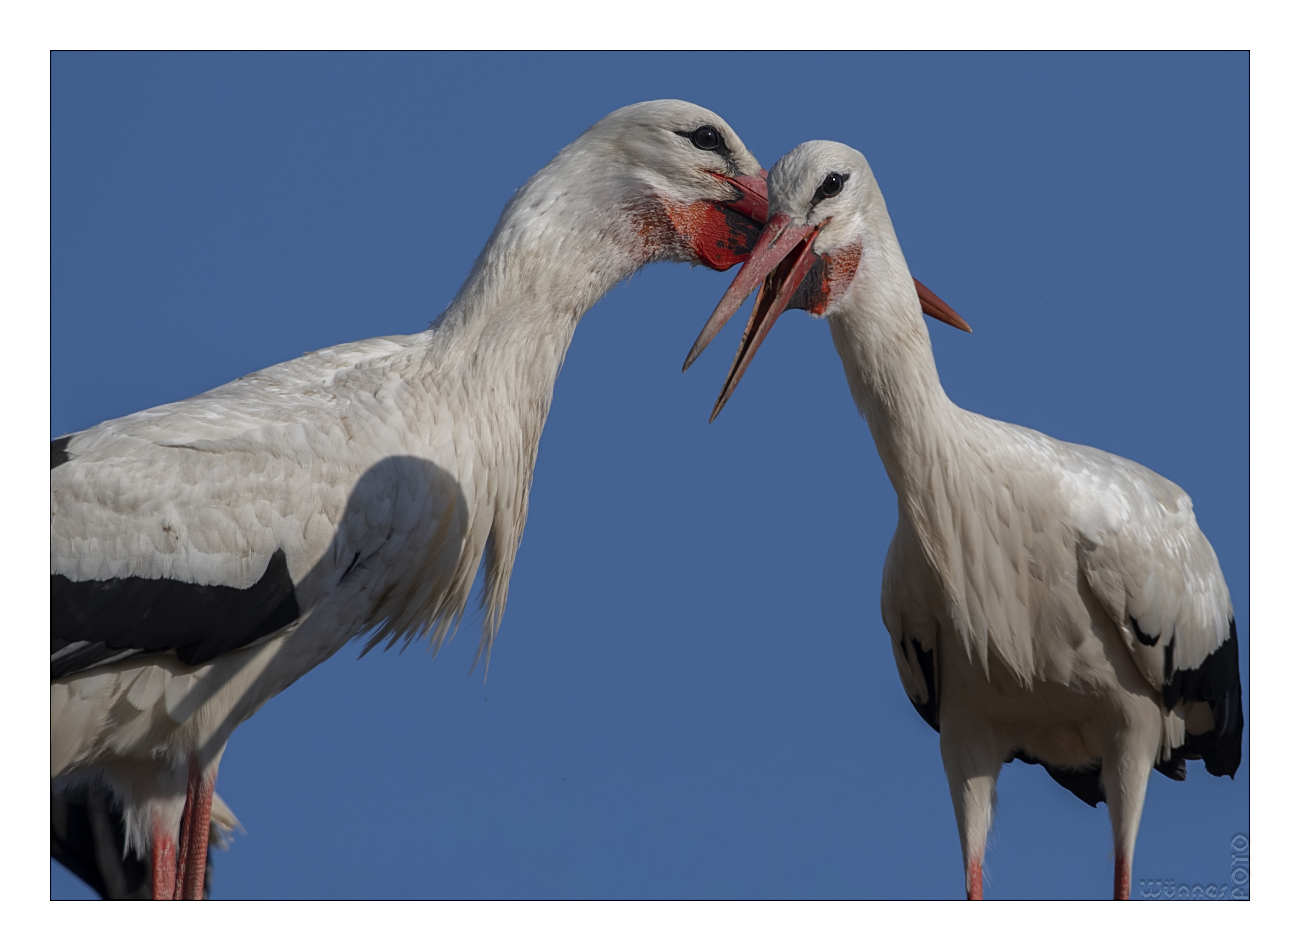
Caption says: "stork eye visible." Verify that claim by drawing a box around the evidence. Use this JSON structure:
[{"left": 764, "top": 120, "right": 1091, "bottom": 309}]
[
  {"left": 811, "top": 171, "right": 849, "bottom": 207},
  {"left": 690, "top": 125, "right": 722, "bottom": 151}
]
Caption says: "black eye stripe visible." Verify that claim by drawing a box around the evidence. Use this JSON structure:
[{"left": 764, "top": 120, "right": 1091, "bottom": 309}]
[{"left": 812, "top": 171, "right": 849, "bottom": 206}]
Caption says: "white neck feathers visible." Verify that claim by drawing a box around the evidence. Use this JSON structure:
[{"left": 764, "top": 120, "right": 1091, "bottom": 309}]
[
  {"left": 404, "top": 148, "right": 653, "bottom": 664},
  {"left": 827, "top": 202, "right": 956, "bottom": 498}
]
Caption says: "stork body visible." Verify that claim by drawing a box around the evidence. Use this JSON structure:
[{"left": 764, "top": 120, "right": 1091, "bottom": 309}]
[
  {"left": 51, "top": 100, "right": 768, "bottom": 898},
  {"left": 689, "top": 141, "right": 1242, "bottom": 899}
]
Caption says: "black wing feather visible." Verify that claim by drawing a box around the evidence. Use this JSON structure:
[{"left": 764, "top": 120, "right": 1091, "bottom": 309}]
[
  {"left": 52, "top": 435, "right": 73, "bottom": 469},
  {"left": 1162, "top": 617, "right": 1244, "bottom": 778},
  {"left": 51, "top": 550, "right": 301, "bottom": 679}
]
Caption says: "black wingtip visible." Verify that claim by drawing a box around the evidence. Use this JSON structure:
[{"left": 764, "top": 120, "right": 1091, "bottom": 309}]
[
  {"left": 52, "top": 435, "right": 73, "bottom": 469},
  {"left": 1162, "top": 617, "right": 1244, "bottom": 780}
]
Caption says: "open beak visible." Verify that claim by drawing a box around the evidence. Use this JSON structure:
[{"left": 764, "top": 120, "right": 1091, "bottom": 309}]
[
  {"left": 683, "top": 213, "right": 822, "bottom": 421},
  {"left": 684, "top": 214, "right": 971, "bottom": 422}
]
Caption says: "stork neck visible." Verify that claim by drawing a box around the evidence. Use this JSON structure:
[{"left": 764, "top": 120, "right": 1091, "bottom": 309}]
[
  {"left": 429, "top": 167, "right": 644, "bottom": 400},
  {"left": 826, "top": 209, "right": 958, "bottom": 501},
  {"left": 401, "top": 157, "right": 654, "bottom": 648}
]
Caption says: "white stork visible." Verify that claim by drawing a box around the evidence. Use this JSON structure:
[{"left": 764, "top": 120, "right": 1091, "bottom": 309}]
[
  {"left": 50, "top": 100, "right": 772, "bottom": 900},
  {"left": 684, "top": 141, "right": 1243, "bottom": 900}
]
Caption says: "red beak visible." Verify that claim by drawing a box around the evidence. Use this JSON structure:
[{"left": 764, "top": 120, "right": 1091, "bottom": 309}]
[
  {"left": 915, "top": 279, "right": 971, "bottom": 333},
  {"left": 684, "top": 213, "right": 971, "bottom": 422},
  {"left": 683, "top": 214, "right": 822, "bottom": 421},
  {"left": 716, "top": 169, "right": 769, "bottom": 223}
]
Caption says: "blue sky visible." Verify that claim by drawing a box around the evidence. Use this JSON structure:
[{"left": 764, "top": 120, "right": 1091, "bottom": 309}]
[{"left": 51, "top": 52, "right": 1247, "bottom": 899}]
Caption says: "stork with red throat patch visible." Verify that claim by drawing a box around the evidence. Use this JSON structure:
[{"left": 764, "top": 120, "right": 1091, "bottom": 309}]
[
  {"left": 684, "top": 140, "right": 1241, "bottom": 900},
  {"left": 51, "top": 100, "right": 774, "bottom": 900}
]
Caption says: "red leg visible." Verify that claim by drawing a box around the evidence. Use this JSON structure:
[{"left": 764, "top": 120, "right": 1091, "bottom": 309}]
[
  {"left": 966, "top": 859, "right": 983, "bottom": 900},
  {"left": 172, "top": 772, "right": 196, "bottom": 900},
  {"left": 153, "top": 756, "right": 218, "bottom": 900},
  {"left": 1114, "top": 854, "right": 1130, "bottom": 900},
  {"left": 151, "top": 816, "right": 178, "bottom": 900},
  {"left": 180, "top": 762, "right": 216, "bottom": 900}
]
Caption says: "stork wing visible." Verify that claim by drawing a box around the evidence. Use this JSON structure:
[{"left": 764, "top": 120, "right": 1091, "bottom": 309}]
[
  {"left": 51, "top": 336, "right": 469, "bottom": 681},
  {"left": 1063, "top": 443, "right": 1242, "bottom": 777}
]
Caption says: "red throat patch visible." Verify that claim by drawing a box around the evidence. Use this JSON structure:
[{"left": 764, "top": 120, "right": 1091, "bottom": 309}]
[
  {"left": 790, "top": 241, "right": 863, "bottom": 315},
  {"left": 660, "top": 199, "right": 764, "bottom": 271}
]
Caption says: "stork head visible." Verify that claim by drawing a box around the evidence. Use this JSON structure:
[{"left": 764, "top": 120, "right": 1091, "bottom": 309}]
[
  {"left": 555, "top": 100, "right": 768, "bottom": 270},
  {"left": 682, "top": 140, "right": 969, "bottom": 420}
]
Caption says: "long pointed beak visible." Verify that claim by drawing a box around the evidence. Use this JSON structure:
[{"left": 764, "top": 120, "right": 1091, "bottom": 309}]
[
  {"left": 915, "top": 278, "right": 972, "bottom": 332},
  {"left": 683, "top": 214, "right": 809, "bottom": 373},
  {"left": 681, "top": 213, "right": 825, "bottom": 422},
  {"left": 683, "top": 213, "right": 972, "bottom": 423}
]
